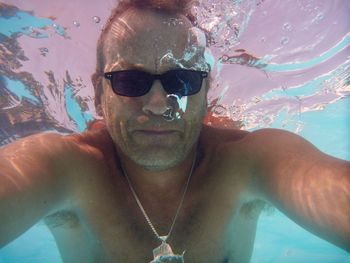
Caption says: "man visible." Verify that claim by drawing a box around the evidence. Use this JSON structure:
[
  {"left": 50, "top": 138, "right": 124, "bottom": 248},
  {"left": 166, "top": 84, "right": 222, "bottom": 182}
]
[{"left": 0, "top": 1, "right": 349, "bottom": 262}]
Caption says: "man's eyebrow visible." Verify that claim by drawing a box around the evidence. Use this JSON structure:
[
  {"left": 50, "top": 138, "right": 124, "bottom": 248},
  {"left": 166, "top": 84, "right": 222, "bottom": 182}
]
[{"left": 105, "top": 60, "right": 145, "bottom": 72}]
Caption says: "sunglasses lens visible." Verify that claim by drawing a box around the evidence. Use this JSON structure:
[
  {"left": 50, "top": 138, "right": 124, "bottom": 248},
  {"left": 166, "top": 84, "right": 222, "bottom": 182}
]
[
  {"left": 106, "top": 70, "right": 207, "bottom": 97},
  {"left": 162, "top": 70, "right": 204, "bottom": 96},
  {"left": 110, "top": 71, "right": 152, "bottom": 97}
]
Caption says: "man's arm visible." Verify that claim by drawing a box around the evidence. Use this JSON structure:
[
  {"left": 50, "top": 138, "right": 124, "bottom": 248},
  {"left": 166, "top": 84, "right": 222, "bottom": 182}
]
[
  {"left": 0, "top": 133, "right": 73, "bottom": 247},
  {"left": 246, "top": 128, "right": 350, "bottom": 251}
]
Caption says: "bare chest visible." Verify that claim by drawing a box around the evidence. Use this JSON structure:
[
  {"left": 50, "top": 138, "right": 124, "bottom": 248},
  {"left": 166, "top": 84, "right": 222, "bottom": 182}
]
[
  {"left": 47, "top": 148, "right": 262, "bottom": 262},
  {"left": 46, "top": 177, "right": 262, "bottom": 263}
]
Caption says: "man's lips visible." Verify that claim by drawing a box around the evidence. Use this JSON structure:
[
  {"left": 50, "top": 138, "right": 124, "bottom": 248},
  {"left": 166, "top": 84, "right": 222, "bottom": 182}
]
[
  {"left": 133, "top": 129, "right": 179, "bottom": 135},
  {"left": 129, "top": 125, "right": 183, "bottom": 139}
]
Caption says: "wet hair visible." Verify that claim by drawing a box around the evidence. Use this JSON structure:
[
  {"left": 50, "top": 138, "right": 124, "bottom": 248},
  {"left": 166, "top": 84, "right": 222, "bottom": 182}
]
[{"left": 91, "top": 0, "right": 198, "bottom": 110}]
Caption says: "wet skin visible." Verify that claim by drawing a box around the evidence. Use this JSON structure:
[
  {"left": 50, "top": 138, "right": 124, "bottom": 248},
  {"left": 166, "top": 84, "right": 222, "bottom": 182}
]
[
  {"left": 2, "top": 123, "right": 349, "bottom": 262},
  {"left": 44, "top": 125, "right": 261, "bottom": 263},
  {"left": 1, "top": 7, "right": 350, "bottom": 263}
]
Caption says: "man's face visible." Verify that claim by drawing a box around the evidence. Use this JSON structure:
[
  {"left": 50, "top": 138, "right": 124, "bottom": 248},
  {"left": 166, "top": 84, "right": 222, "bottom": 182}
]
[{"left": 100, "top": 8, "right": 209, "bottom": 171}]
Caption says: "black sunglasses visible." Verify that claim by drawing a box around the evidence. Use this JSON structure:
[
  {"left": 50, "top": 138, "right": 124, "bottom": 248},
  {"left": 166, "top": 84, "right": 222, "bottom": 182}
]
[{"left": 104, "top": 69, "right": 208, "bottom": 97}]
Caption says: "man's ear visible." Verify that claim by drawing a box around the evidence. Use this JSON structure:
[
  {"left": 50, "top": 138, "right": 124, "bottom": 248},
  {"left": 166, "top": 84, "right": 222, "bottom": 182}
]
[
  {"left": 96, "top": 104, "right": 104, "bottom": 117},
  {"left": 91, "top": 72, "right": 104, "bottom": 117},
  {"left": 205, "top": 76, "right": 211, "bottom": 93}
]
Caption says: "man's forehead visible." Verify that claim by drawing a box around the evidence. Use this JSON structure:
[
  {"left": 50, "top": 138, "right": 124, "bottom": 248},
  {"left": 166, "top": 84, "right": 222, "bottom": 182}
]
[
  {"left": 105, "top": 11, "right": 189, "bottom": 49},
  {"left": 118, "top": 8, "right": 192, "bottom": 33},
  {"left": 103, "top": 8, "right": 209, "bottom": 73}
]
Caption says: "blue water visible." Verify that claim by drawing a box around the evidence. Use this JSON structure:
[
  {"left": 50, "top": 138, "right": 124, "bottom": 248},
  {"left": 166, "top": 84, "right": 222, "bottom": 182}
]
[
  {"left": 1, "top": 76, "right": 40, "bottom": 105},
  {"left": 64, "top": 84, "right": 94, "bottom": 132}
]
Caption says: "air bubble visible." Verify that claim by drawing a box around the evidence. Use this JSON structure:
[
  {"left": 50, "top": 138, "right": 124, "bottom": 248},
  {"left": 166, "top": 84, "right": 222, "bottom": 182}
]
[
  {"left": 39, "top": 47, "right": 49, "bottom": 57},
  {"left": 281, "top": 37, "right": 289, "bottom": 45},
  {"left": 213, "top": 105, "right": 227, "bottom": 115},
  {"left": 315, "top": 13, "right": 324, "bottom": 22},
  {"left": 282, "top": 23, "right": 293, "bottom": 32},
  {"left": 93, "top": 16, "right": 101, "bottom": 23},
  {"left": 221, "top": 55, "right": 229, "bottom": 62},
  {"left": 73, "top": 20, "right": 80, "bottom": 27},
  {"left": 253, "top": 97, "right": 261, "bottom": 104}
]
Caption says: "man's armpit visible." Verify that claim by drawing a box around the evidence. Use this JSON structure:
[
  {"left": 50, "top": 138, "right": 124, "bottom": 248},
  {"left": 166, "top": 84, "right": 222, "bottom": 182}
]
[{"left": 44, "top": 210, "right": 80, "bottom": 229}]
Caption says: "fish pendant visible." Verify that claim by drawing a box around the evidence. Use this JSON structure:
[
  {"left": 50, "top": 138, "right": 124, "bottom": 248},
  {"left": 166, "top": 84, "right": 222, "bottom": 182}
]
[{"left": 150, "top": 241, "right": 185, "bottom": 263}]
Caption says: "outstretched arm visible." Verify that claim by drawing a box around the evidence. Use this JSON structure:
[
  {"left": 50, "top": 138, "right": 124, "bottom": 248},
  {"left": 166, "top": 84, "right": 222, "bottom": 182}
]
[
  {"left": 247, "top": 129, "right": 350, "bottom": 251},
  {"left": 0, "top": 133, "right": 71, "bottom": 247}
]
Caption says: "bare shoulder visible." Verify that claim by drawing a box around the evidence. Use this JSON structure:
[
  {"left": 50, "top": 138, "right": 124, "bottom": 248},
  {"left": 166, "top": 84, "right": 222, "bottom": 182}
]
[
  {"left": 199, "top": 125, "right": 253, "bottom": 184},
  {"left": 28, "top": 124, "right": 116, "bottom": 163},
  {"left": 242, "top": 128, "right": 323, "bottom": 160},
  {"left": 200, "top": 124, "right": 250, "bottom": 147},
  {"left": 199, "top": 125, "right": 252, "bottom": 170},
  {"left": 0, "top": 126, "right": 115, "bottom": 193},
  {"left": 0, "top": 131, "right": 108, "bottom": 246},
  {"left": 245, "top": 128, "right": 312, "bottom": 145},
  {"left": 199, "top": 125, "right": 317, "bottom": 160},
  {"left": 0, "top": 132, "right": 74, "bottom": 175},
  {"left": 199, "top": 126, "right": 320, "bottom": 185}
]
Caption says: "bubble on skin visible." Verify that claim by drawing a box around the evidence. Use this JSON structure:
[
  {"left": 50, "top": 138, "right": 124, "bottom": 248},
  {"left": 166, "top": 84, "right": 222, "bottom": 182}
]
[
  {"left": 162, "top": 108, "right": 175, "bottom": 122},
  {"left": 174, "top": 95, "right": 188, "bottom": 113},
  {"left": 159, "top": 49, "right": 208, "bottom": 72},
  {"left": 163, "top": 17, "right": 184, "bottom": 26},
  {"left": 164, "top": 94, "right": 188, "bottom": 121},
  {"left": 183, "top": 47, "right": 198, "bottom": 62},
  {"left": 204, "top": 48, "right": 215, "bottom": 71},
  {"left": 190, "top": 27, "right": 206, "bottom": 48},
  {"left": 159, "top": 27, "right": 210, "bottom": 72}
]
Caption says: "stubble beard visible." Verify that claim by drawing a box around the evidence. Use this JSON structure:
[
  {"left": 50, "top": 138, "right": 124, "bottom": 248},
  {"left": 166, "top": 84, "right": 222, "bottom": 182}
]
[{"left": 117, "top": 121, "right": 202, "bottom": 171}]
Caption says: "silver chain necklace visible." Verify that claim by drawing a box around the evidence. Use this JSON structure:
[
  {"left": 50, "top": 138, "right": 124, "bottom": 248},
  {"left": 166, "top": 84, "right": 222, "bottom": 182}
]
[{"left": 121, "top": 153, "right": 197, "bottom": 263}]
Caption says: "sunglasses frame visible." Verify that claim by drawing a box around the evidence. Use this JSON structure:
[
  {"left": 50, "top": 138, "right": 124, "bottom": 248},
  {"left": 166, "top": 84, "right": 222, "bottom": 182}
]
[{"left": 104, "top": 69, "right": 209, "bottom": 97}]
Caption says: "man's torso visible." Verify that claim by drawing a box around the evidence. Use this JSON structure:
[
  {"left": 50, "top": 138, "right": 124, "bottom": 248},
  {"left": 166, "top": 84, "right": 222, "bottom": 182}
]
[{"left": 44, "top": 125, "right": 266, "bottom": 263}]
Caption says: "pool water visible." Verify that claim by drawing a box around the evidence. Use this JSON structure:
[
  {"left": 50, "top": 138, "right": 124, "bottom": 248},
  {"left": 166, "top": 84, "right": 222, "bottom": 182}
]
[{"left": 0, "top": 0, "right": 349, "bottom": 262}]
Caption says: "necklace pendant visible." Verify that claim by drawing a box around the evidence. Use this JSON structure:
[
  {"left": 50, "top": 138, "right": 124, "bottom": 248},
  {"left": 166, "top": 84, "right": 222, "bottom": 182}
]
[
  {"left": 153, "top": 241, "right": 174, "bottom": 258},
  {"left": 150, "top": 242, "right": 185, "bottom": 263}
]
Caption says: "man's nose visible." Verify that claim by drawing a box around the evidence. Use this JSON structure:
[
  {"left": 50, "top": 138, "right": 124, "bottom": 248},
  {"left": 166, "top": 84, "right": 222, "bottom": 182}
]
[{"left": 142, "top": 80, "right": 170, "bottom": 116}]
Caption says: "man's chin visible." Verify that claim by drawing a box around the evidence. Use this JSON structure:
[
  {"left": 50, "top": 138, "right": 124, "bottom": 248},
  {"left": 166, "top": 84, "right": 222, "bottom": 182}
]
[{"left": 128, "top": 147, "right": 186, "bottom": 171}]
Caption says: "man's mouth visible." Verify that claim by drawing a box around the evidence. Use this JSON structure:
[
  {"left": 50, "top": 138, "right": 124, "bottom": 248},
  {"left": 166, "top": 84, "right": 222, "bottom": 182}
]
[
  {"left": 134, "top": 129, "right": 179, "bottom": 136},
  {"left": 128, "top": 121, "right": 184, "bottom": 140}
]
